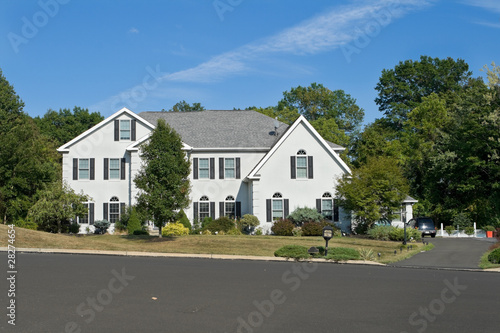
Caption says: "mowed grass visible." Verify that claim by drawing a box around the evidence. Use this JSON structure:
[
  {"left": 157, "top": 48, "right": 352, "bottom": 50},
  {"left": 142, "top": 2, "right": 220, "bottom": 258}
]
[{"left": 0, "top": 224, "right": 430, "bottom": 263}]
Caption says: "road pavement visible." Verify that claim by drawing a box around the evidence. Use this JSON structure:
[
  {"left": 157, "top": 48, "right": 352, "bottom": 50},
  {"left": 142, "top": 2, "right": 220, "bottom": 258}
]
[{"left": 1, "top": 253, "right": 498, "bottom": 333}]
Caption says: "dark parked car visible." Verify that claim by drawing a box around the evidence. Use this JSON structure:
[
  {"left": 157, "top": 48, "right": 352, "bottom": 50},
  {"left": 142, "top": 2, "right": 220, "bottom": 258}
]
[{"left": 408, "top": 217, "right": 436, "bottom": 238}]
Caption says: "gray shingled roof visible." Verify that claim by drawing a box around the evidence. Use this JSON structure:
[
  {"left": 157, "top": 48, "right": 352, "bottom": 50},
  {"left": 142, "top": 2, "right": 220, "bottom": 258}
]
[{"left": 138, "top": 110, "right": 344, "bottom": 150}]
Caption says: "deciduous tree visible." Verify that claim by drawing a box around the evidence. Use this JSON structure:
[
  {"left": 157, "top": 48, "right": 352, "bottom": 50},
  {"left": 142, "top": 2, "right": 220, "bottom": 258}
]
[{"left": 134, "top": 119, "right": 191, "bottom": 237}]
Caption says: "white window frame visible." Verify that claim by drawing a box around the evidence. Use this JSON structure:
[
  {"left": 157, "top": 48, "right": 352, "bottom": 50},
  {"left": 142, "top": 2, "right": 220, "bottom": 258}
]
[
  {"left": 224, "top": 158, "right": 235, "bottom": 179},
  {"left": 272, "top": 192, "right": 283, "bottom": 220},
  {"left": 199, "top": 196, "right": 210, "bottom": 220},
  {"left": 198, "top": 158, "right": 209, "bottom": 179},
  {"left": 109, "top": 196, "right": 120, "bottom": 223},
  {"left": 78, "top": 159, "right": 90, "bottom": 180},
  {"left": 321, "top": 192, "right": 333, "bottom": 221},
  {"left": 120, "top": 120, "right": 131, "bottom": 140},
  {"left": 109, "top": 158, "right": 120, "bottom": 179},
  {"left": 296, "top": 150, "right": 307, "bottom": 179},
  {"left": 225, "top": 195, "right": 235, "bottom": 218},
  {"left": 78, "top": 203, "right": 89, "bottom": 224}
]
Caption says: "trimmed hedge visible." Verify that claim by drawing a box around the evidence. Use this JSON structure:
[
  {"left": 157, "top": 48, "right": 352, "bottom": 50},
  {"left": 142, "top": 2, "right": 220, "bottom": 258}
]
[
  {"left": 326, "top": 247, "right": 360, "bottom": 261},
  {"left": 204, "top": 217, "right": 235, "bottom": 233},
  {"left": 274, "top": 245, "right": 310, "bottom": 259}
]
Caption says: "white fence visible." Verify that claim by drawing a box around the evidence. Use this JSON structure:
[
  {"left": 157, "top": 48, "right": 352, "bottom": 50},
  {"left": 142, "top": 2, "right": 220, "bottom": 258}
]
[{"left": 437, "top": 223, "right": 490, "bottom": 238}]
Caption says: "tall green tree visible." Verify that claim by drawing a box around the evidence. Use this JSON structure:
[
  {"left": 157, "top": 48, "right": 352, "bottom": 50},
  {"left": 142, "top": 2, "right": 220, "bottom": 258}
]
[
  {"left": 0, "top": 117, "right": 60, "bottom": 224},
  {"left": 0, "top": 69, "right": 60, "bottom": 224},
  {"left": 375, "top": 56, "right": 472, "bottom": 129},
  {"left": 0, "top": 68, "right": 25, "bottom": 136},
  {"left": 28, "top": 181, "right": 90, "bottom": 233},
  {"left": 335, "top": 156, "right": 409, "bottom": 231},
  {"left": 34, "top": 107, "right": 104, "bottom": 146},
  {"left": 279, "top": 82, "right": 364, "bottom": 134},
  {"left": 134, "top": 119, "right": 191, "bottom": 237},
  {"left": 164, "top": 100, "right": 205, "bottom": 112}
]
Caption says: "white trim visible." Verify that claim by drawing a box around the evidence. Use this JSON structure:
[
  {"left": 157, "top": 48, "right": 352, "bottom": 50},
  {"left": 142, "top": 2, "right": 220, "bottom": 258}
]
[
  {"left": 247, "top": 115, "right": 351, "bottom": 179},
  {"left": 57, "top": 108, "right": 155, "bottom": 152}
]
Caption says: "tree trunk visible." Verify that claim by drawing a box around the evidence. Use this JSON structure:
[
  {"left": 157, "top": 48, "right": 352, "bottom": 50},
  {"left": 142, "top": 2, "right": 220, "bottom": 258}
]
[
  {"left": 158, "top": 225, "right": 162, "bottom": 238},
  {"left": 57, "top": 220, "right": 62, "bottom": 233}
]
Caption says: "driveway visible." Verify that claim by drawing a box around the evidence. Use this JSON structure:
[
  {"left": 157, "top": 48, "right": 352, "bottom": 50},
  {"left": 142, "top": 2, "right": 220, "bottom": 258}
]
[{"left": 392, "top": 237, "right": 497, "bottom": 269}]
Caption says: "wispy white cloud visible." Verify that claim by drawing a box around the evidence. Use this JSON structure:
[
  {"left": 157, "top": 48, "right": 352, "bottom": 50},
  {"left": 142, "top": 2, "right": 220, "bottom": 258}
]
[
  {"left": 129, "top": 27, "right": 139, "bottom": 34},
  {"left": 473, "top": 20, "right": 500, "bottom": 29},
  {"left": 91, "top": 0, "right": 431, "bottom": 114},
  {"left": 461, "top": 0, "right": 500, "bottom": 13}
]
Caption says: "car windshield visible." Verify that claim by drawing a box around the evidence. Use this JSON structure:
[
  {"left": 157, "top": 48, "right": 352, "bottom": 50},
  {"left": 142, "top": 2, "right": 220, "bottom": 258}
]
[{"left": 419, "top": 221, "right": 435, "bottom": 229}]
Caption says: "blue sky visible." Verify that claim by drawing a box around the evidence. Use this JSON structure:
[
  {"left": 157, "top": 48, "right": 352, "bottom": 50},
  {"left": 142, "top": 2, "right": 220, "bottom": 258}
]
[{"left": 1, "top": 0, "right": 499, "bottom": 125}]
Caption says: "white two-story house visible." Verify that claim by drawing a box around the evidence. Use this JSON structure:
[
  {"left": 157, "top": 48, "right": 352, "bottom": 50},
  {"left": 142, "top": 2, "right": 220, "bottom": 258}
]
[{"left": 58, "top": 107, "right": 415, "bottom": 233}]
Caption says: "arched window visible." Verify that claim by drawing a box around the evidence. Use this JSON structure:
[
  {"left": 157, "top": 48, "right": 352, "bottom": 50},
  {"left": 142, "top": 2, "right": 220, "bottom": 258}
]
[
  {"left": 224, "top": 195, "right": 235, "bottom": 218},
  {"left": 199, "top": 196, "right": 210, "bottom": 220},
  {"left": 320, "top": 192, "right": 333, "bottom": 221},
  {"left": 272, "top": 192, "right": 283, "bottom": 220},
  {"left": 296, "top": 150, "right": 308, "bottom": 178},
  {"left": 109, "top": 196, "right": 120, "bottom": 223}
]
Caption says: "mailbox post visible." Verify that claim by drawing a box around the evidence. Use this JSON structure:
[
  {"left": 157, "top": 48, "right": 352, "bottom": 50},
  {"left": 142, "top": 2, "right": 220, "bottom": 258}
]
[{"left": 322, "top": 226, "right": 334, "bottom": 257}]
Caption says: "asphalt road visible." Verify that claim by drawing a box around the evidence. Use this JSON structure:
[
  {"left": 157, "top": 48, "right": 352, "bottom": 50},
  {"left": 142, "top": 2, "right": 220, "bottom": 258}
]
[
  {"left": 392, "top": 237, "right": 497, "bottom": 269},
  {"left": 1, "top": 253, "right": 498, "bottom": 333}
]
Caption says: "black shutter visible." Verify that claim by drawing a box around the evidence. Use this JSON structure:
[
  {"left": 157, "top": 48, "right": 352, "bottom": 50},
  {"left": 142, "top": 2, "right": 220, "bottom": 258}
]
[
  {"left": 236, "top": 201, "right": 241, "bottom": 219},
  {"left": 219, "top": 202, "right": 224, "bottom": 217},
  {"left": 284, "top": 199, "right": 289, "bottom": 218},
  {"left": 210, "top": 202, "right": 215, "bottom": 219},
  {"left": 266, "top": 199, "right": 272, "bottom": 222},
  {"left": 114, "top": 120, "right": 119, "bottom": 141},
  {"left": 308, "top": 156, "right": 313, "bottom": 179},
  {"left": 89, "top": 203, "right": 95, "bottom": 225},
  {"left": 316, "top": 199, "right": 322, "bottom": 213},
  {"left": 121, "top": 158, "right": 126, "bottom": 180},
  {"left": 103, "top": 203, "right": 108, "bottom": 221},
  {"left": 193, "top": 202, "right": 199, "bottom": 221},
  {"left": 73, "top": 158, "right": 78, "bottom": 180},
  {"left": 209, "top": 158, "right": 215, "bottom": 179},
  {"left": 219, "top": 158, "right": 224, "bottom": 179},
  {"left": 131, "top": 119, "right": 136, "bottom": 141},
  {"left": 193, "top": 158, "right": 198, "bottom": 179},
  {"left": 333, "top": 199, "right": 339, "bottom": 222},
  {"left": 90, "top": 158, "right": 95, "bottom": 180},
  {"left": 290, "top": 156, "right": 296, "bottom": 179},
  {"left": 104, "top": 158, "right": 109, "bottom": 180},
  {"left": 236, "top": 158, "right": 241, "bottom": 179}
]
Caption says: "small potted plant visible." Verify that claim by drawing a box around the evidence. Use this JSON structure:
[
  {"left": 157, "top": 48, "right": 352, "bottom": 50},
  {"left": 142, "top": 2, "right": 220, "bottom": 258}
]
[{"left": 482, "top": 225, "right": 495, "bottom": 238}]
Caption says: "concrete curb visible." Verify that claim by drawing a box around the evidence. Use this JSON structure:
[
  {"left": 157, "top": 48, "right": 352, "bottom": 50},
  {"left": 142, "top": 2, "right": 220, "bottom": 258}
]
[
  {"left": 1, "top": 247, "right": 385, "bottom": 266},
  {"left": 2, "top": 247, "right": 498, "bottom": 271}
]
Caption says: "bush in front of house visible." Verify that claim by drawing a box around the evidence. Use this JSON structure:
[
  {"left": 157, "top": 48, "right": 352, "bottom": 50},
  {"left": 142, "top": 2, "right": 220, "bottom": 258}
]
[
  {"left": 162, "top": 222, "right": 189, "bottom": 237},
  {"left": 69, "top": 222, "right": 80, "bottom": 234},
  {"left": 389, "top": 226, "right": 421, "bottom": 241},
  {"left": 325, "top": 247, "right": 360, "bottom": 261},
  {"left": 287, "top": 207, "right": 324, "bottom": 226},
  {"left": 301, "top": 221, "right": 338, "bottom": 236},
  {"left": 271, "top": 219, "right": 294, "bottom": 236},
  {"left": 487, "top": 248, "right": 500, "bottom": 264},
  {"left": 204, "top": 216, "right": 235, "bottom": 233},
  {"left": 177, "top": 209, "right": 191, "bottom": 230},
  {"left": 133, "top": 230, "right": 149, "bottom": 236},
  {"left": 239, "top": 214, "right": 260, "bottom": 234},
  {"left": 367, "top": 226, "right": 392, "bottom": 241},
  {"left": 274, "top": 245, "right": 310, "bottom": 259},
  {"left": 94, "top": 220, "right": 110, "bottom": 234}
]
